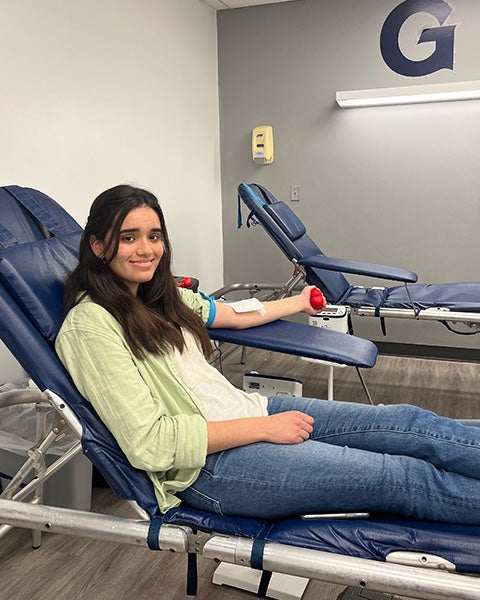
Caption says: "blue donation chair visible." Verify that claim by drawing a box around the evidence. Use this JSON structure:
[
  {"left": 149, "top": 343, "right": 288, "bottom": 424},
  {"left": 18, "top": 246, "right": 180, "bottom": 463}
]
[
  {"left": 236, "top": 183, "right": 480, "bottom": 350},
  {"left": 1, "top": 185, "right": 480, "bottom": 600}
]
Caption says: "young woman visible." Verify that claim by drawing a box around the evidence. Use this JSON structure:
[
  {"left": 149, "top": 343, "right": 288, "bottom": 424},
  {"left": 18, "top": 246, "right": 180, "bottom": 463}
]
[{"left": 56, "top": 184, "right": 480, "bottom": 524}]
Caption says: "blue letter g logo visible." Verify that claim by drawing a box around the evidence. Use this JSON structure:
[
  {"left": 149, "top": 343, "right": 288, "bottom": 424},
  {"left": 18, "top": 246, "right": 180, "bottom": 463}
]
[{"left": 380, "top": 0, "right": 456, "bottom": 77}]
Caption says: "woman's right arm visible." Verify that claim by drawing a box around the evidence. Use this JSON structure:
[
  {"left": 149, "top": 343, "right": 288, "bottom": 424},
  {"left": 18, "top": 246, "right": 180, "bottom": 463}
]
[{"left": 207, "top": 411, "right": 314, "bottom": 454}]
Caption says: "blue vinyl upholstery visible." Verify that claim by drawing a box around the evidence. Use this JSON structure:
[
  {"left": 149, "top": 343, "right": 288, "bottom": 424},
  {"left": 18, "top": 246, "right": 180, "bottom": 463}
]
[
  {"left": 0, "top": 185, "right": 81, "bottom": 247},
  {"left": 210, "top": 320, "right": 376, "bottom": 368},
  {"left": 164, "top": 508, "right": 480, "bottom": 574},
  {"left": 345, "top": 282, "right": 480, "bottom": 313}
]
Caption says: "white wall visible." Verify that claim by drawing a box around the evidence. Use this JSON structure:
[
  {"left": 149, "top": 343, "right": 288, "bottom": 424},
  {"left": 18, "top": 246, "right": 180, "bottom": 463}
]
[{"left": 0, "top": 0, "right": 222, "bottom": 382}]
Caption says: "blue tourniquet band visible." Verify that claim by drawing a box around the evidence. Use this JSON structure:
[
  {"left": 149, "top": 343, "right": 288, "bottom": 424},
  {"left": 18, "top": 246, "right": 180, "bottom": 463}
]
[{"left": 201, "top": 292, "right": 217, "bottom": 327}]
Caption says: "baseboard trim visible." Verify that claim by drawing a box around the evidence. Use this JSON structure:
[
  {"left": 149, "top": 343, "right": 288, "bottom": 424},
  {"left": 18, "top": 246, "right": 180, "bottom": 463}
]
[{"left": 374, "top": 342, "right": 480, "bottom": 362}]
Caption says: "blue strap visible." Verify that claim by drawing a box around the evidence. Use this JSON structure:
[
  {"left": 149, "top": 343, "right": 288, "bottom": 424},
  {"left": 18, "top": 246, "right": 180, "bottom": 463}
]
[
  {"left": 5, "top": 186, "right": 69, "bottom": 236},
  {"left": 237, "top": 193, "right": 243, "bottom": 229},
  {"left": 147, "top": 516, "right": 163, "bottom": 550},
  {"left": 186, "top": 553, "right": 198, "bottom": 596},
  {"left": 257, "top": 570, "right": 273, "bottom": 598},
  {"left": 251, "top": 537, "right": 266, "bottom": 570},
  {"left": 380, "top": 317, "right": 387, "bottom": 336},
  {"left": 148, "top": 517, "right": 198, "bottom": 594},
  {"left": 251, "top": 538, "right": 272, "bottom": 598},
  {"left": 375, "top": 288, "right": 390, "bottom": 318},
  {"left": 0, "top": 224, "right": 17, "bottom": 248}
]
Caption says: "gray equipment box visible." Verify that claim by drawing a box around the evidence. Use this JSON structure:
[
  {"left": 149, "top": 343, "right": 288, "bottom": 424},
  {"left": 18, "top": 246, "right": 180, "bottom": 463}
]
[
  {"left": 243, "top": 372, "right": 303, "bottom": 397},
  {"left": 308, "top": 305, "right": 349, "bottom": 333}
]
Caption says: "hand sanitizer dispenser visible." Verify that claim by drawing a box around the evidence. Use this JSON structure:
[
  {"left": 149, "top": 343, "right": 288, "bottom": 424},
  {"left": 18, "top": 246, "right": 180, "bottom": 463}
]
[{"left": 252, "top": 125, "right": 274, "bottom": 164}]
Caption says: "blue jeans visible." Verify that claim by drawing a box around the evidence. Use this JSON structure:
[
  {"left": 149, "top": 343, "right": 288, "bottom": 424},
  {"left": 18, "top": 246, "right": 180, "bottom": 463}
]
[{"left": 178, "top": 397, "right": 480, "bottom": 524}]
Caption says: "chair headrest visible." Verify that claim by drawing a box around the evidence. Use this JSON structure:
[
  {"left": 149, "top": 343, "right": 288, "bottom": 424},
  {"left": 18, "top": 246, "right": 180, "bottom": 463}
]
[
  {"left": 0, "top": 232, "right": 82, "bottom": 342},
  {"left": 264, "top": 201, "right": 307, "bottom": 241},
  {"left": 0, "top": 186, "right": 82, "bottom": 248}
]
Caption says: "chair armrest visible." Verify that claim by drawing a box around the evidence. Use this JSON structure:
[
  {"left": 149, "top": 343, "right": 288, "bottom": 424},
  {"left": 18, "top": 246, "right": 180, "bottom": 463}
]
[
  {"left": 209, "top": 320, "right": 378, "bottom": 368},
  {"left": 0, "top": 388, "right": 46, "bottom": 408},
  {"left": 299, "top": 254, "right": 418, "bottom": 283}
]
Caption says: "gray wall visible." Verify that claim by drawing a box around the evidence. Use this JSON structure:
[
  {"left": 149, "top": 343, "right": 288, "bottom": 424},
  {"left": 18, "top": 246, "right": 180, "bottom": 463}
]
[{"left": 218, "top": 0, "right": 480, "bottom": 349}]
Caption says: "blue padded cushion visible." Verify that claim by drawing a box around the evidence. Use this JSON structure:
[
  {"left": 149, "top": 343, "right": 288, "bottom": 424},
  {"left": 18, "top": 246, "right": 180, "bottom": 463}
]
[
  {"left": 385, "top": 282, "right": 480, "bottom": 312},
  {"left": 343, "top": 282, "right": 480, "bottom": 313},
  {"left": 341, "top": 287, "right": 386, "bottom": 309},
  {"left": 0, "top": 232, "right": 82, "bottom": 341},
  {"left": 264, "top": 202, "right": 306, "bottom": 242},
  {"left": 209, "top": 319, "right": 377, "bottom": 368}
]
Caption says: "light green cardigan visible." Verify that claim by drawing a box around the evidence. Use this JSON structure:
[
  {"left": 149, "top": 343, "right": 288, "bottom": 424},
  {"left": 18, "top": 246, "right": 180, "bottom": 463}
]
[{"left": 55, "top": 288, "right": 215, "bottom": 513}]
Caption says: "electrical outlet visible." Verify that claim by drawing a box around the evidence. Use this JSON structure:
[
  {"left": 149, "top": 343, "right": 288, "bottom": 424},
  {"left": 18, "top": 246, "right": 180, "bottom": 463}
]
[{"left": 290, "top": 185, "right": 301, "bottom": 201}]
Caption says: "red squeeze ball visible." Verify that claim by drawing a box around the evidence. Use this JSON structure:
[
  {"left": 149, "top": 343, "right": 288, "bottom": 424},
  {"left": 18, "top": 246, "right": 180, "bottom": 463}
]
[
  {"left": 310, "top": 287, "right": 326, "bottom": 310},
  {"left": 177, "top": 277, "right": 192, "bottom": 288}
]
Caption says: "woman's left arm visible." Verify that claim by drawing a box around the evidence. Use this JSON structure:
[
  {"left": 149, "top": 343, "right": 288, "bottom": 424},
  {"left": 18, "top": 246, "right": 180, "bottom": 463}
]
[{"left": 210, "top": 285, "right": 319, "bottom": 329}]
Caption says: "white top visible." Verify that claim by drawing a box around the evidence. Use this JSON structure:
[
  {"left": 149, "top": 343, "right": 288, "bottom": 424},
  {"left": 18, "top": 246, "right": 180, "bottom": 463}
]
[{"left": 173, "top": 330, "right": 268, "bottom": 421}]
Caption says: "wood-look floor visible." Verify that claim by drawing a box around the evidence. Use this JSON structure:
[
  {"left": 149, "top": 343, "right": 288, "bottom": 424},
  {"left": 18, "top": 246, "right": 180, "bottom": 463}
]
[{"left": 0, "top": 346, "right": 479, "bottom": 600}]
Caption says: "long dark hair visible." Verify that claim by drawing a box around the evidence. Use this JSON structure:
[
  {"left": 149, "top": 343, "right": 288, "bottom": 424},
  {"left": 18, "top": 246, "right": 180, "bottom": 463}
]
[{"left": 62, "top": 184, "right": 212, "bottom": 358}]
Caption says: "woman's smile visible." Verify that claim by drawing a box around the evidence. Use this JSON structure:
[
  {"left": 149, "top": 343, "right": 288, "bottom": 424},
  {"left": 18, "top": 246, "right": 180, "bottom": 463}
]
[{"left": 130, "top": 259, "right": 155, "bottom": 268}]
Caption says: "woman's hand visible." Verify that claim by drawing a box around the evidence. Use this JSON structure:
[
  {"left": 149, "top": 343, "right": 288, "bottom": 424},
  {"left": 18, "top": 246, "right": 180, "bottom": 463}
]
[
  {"left": 263, "top": 410, "right": 314, "bottom": 444},
  {"left": 299, "top": 285, "right": 324, "bottom": 316}
]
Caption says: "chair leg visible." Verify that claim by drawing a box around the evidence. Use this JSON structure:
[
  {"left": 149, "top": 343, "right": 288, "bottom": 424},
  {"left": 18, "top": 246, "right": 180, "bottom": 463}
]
[
  {"left": 355, "top": 368, "right": 374, "bottom": 405},
  {"left": 327, "top": 366, "right": 334, "bottom": 401},
  {"left": 31, "top": 528, "right": 42, "bottom": 549},
  {"left": 240, "top": 345, "right": 248, "bottom": 365}
]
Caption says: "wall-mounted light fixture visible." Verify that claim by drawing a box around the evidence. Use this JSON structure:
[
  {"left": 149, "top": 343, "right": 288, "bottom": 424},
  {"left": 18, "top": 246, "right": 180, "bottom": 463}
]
[{"left": 336, "top": 80, "right": 480, "bottom": 108}]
